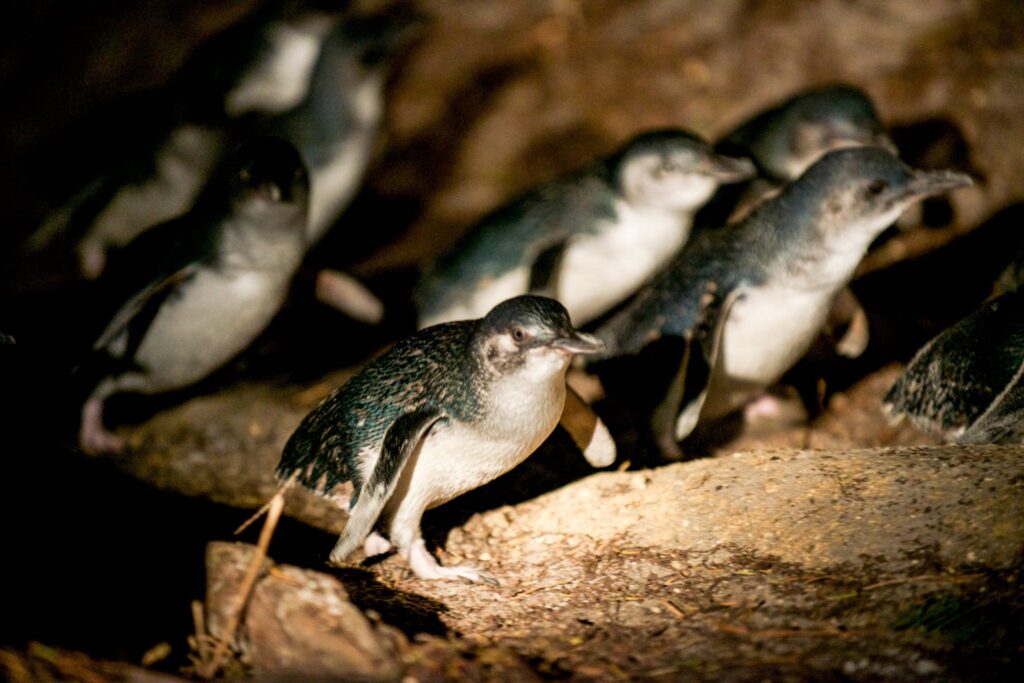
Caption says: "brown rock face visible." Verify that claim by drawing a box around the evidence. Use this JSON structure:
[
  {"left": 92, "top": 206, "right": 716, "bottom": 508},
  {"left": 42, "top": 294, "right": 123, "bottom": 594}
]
[{"left": 204, "top": 542, "right": 400, "bottom": 681}]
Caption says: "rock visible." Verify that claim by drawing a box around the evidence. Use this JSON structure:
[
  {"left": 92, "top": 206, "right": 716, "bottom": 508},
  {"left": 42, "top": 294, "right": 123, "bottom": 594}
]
[
  {"left": 204, "top": 542, "right": 400, "bottom": 681},
  {"left": 472, "top": 445, "right": 1024, "bottom": 572}
]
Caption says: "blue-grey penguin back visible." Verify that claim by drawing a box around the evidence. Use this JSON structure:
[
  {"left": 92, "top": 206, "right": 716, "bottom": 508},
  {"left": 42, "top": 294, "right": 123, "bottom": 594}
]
[
  {"left": 415, "top": 170, "right": 617, "bottom": 314},
  {"left": 276, "top": 321, "right": 481, "bottom": 498}
]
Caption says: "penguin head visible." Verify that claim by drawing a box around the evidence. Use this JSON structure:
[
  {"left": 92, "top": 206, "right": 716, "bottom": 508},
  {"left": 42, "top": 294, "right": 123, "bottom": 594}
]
[
  {"left": 795, "top": 147, "right": 971, "bottom": 248},
  {"left": 747, "top": 85, "right": 896, "bottom": 181},
  {"left": 228, "top": 137, "right": 310, "bottom": 209},
  {"left": 474, "top": 296, "right": 603, "bottom": 381},
  {"left": 613, "top": 129, "right": 755, "bottom": 211}
]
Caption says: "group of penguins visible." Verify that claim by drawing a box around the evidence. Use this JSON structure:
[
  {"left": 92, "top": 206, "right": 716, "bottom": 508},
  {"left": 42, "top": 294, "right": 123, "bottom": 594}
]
[{"left": 21, "top": 4, "right": 1023, "bottom": 583}]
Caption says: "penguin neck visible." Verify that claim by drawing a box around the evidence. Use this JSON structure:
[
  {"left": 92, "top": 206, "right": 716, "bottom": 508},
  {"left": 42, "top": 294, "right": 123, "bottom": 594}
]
[
  {"left": 754, "top": 192, "right": 898, "bottom": 292},
  {"left": 217, "top": 204, "right": 307, "bottom": 273}
]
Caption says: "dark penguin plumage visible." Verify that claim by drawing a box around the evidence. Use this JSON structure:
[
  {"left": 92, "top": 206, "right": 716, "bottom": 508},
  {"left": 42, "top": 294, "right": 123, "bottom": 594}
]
[
  {"left": 27, "top": 6, "right": 412, "bottom": 282},
  {"left": 79, "top": 138, "right": 309, "bottom": 454},
  {"left": 415, "top": 129, "right": 754, "bottom": 328},
  {"left": 25, "top": 3, "right": 335, "bottom": 277},
  {"left": 594, "top": 147, "right": 972, "bottom": 458},
  {"left": 884, "top": 287, "right": 1024, "bottom": 445},
  {"left": 277, "top": 295, "right": 605, "bottom": 583}
]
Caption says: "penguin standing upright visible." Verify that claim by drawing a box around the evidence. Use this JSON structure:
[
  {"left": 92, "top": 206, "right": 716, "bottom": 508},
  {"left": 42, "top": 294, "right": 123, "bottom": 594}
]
[
  {"left": 594, "top": 148, "right": 972, "bottom": 458},
  {"left": 416, "top": 130, "right": 754, "bottom": 328},
  {"left": 276, "top": 295, "right": 607, "bottom": 583},
  {"left": 79, "top": 138, "right": 309, "bottom": 454}
]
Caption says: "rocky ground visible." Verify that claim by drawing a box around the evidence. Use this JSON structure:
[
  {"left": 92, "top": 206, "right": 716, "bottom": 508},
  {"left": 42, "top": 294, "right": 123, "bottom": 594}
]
[{"left": 2, "top": 0, "right": 1024, "bottom": 681}]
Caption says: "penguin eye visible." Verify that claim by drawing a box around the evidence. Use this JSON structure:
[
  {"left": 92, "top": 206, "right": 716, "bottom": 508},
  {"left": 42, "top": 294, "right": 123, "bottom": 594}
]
[
  {"left": 239, "top": 167, "right": 253, "bottom": 184},
  {"left": 511, "top": 327, "right": 528, "bottom": 342},
  {"left": 661, "top": 160, "right": 678, "bottom": 173},
  {"left": 865, "top": 179, "right": 888, "bottom": 196}
]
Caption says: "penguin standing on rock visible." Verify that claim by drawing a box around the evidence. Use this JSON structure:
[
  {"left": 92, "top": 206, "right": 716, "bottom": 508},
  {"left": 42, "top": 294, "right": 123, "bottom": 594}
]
[
  {"left": 78, "top": 138, "right": 309, "bottom": 454},
  {"left": 276, "top": 295, "right": 610, "bottom": 584},
  {"left": 594, "top": 148, "right": 972, "bottom": 458},
  {"left": 415, "top": 130, "right": 755, "bottom": 328}
]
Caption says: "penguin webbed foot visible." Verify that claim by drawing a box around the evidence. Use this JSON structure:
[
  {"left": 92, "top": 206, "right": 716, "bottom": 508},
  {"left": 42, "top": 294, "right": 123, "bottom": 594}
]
[
  {"left": 79, "top": 397, "right": 126, "bottom": 455},
  {"left": 407, "top": 538, "right": 499, "bottom": 585},
  {"left": 363, "top": 530, "right": 394, "bottom": 558}
]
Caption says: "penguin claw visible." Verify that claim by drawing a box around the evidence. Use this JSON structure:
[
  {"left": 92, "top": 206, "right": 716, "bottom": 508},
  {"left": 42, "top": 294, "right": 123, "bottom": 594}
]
[{"left": 406, "top": 539, "right": 500, "bottom": 584}]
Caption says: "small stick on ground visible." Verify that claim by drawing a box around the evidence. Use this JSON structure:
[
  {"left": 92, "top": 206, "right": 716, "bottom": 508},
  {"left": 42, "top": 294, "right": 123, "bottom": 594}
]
[{"left": 197, "top": 489, "right": 286, "bottom": 679}]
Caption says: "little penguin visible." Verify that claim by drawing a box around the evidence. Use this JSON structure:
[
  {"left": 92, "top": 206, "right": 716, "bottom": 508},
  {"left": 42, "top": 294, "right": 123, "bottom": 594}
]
[
  {"left": 25, "top": 4, "right": 333, "bottom": 277},
  {"left": 275, "top": 295, "right": 609, "bottom": 584},
  {"left": 696, "top": 86, "right": 895, "bottom": 359},
  {"left": 884, "top": 287, "right": 1024, "bottom": 445},
  {"left": 264, "top": 10, "right": 418, "bottom": 244},
  {"left": 415, "top": 129, "right": 755, "bottom": 328},
  {"left": 27, "top": 7, "right": 410, "bottom": 283},
  {"left": 593, "top": 147, "right": 972, "bottom": 458},
  {"left": 78, "top": 138, "right": 309, "bottom": 454},
  {"left": 716, "top": 84, "right": 895, "bottom": 188}
]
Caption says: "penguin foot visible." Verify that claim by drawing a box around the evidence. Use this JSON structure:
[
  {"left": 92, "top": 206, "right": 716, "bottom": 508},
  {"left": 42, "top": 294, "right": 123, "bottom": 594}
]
[
  {"left": 78, "top": 241, "right": 107, "bottom": 280},
  {"left": 743, "top": 394, "right": 785, "bottom": 421},
  {"left": 406, "top": 539, "right": 499, "bottom": 585},
  {"left": 79, "top": 398, "right": 125, "bottom": 455},
  {"left": 363, "top": 531, "right": 393, "bottom": 557}
]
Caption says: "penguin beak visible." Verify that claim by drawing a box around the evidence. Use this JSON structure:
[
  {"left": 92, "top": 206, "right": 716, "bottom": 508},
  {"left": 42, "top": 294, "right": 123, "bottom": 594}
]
[
  {"left": 550, "top": 331, "right": 605, "bottom": 355},
  {"left": 898, "top": 169, "right": 973, "bottom": 202},
  {"left": 702, "top": 154, "right": 757, "bottom": 182},
  {"left": 256, "top": 181, "right": 283, "bottom": 202}
]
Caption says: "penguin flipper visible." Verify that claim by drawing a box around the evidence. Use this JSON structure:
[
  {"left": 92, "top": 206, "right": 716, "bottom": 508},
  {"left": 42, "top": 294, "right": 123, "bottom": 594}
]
[
  {"left": 671, "top": 286, "right": 744, "bottom": 442},
  {"left": 527, "top": 240, "right": 569, "bottom": 298},
  {"left": 560, "top": 385, "right": 616, "bottom": 468},
  {"left": 828, "top": 287, "right": 871, "bottom": 359},
  {"left": 315, "top": 268, "right": 385, "bottom": 324},
  {"left": 93, "top": 263, "right": 199, "bottom": 356},
  {"left": 328, "top": 408, "right": 443, "bottom": 564}
]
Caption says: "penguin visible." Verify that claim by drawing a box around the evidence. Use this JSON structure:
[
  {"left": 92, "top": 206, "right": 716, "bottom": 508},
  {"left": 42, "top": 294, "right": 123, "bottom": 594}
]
[
  {"left": 27, "top": 7, "right": 410, "bottom": 283},
  {"left": 25, "top": 3, "right": 330, "bottom": 277},
  {"left": 262, "top": 9, "right": 418, "bottom": 244},
  {"left": 695, "top": 85, "right": 896, "bottom": 359},
  {"left": 593, "top": 147, "right": 972, "bottom": 459},
  {"left": 415, "top": 129, "right": 755, "bottom": 329},
  {"left": 884, "top": 282, "right": 1024, "bottom": 445},
  {"left": 78, "top": 138, "right": 309, "bottom": 454},
  {"left": 275, "top": 295, "right": 608, "bottom": 583},
  {"left": 717, "top": 84, "right": 895, "bottom": 187}
]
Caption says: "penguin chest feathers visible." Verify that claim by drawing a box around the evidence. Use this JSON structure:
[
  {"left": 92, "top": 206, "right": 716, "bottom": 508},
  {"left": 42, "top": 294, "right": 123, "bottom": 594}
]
[
  {"left": 402, "top": 368, "right": 567, "bottom": 509},
  {"left": 131, "top": 268, "right": 290, "bottom": 391},
  {"left": 559, "top": 200, "right": 689, "bottom": 324}
]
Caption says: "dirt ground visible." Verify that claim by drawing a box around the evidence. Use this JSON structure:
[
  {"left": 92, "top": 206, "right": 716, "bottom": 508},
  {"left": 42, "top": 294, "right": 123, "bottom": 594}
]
[{"left": 2, "top": 0, "right": 1024, "bottom": 681}]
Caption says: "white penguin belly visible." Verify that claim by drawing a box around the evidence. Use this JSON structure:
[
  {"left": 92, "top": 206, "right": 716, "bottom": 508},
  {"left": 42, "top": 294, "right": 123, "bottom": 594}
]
[
  {"left": 129, "top": 269, "right": 288, "bottom": 393},
  {"left": 225, "top": 23, "right": 324, "bottom": 117},
  {"left": 706, "top": 284, "right": 833, "bottom": 416},
  {"left": 395, "top": 374, "right": 565, "bottom": 512},
  {"left": 559, "top": 202, "right": 689, "bottom": 324}
]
